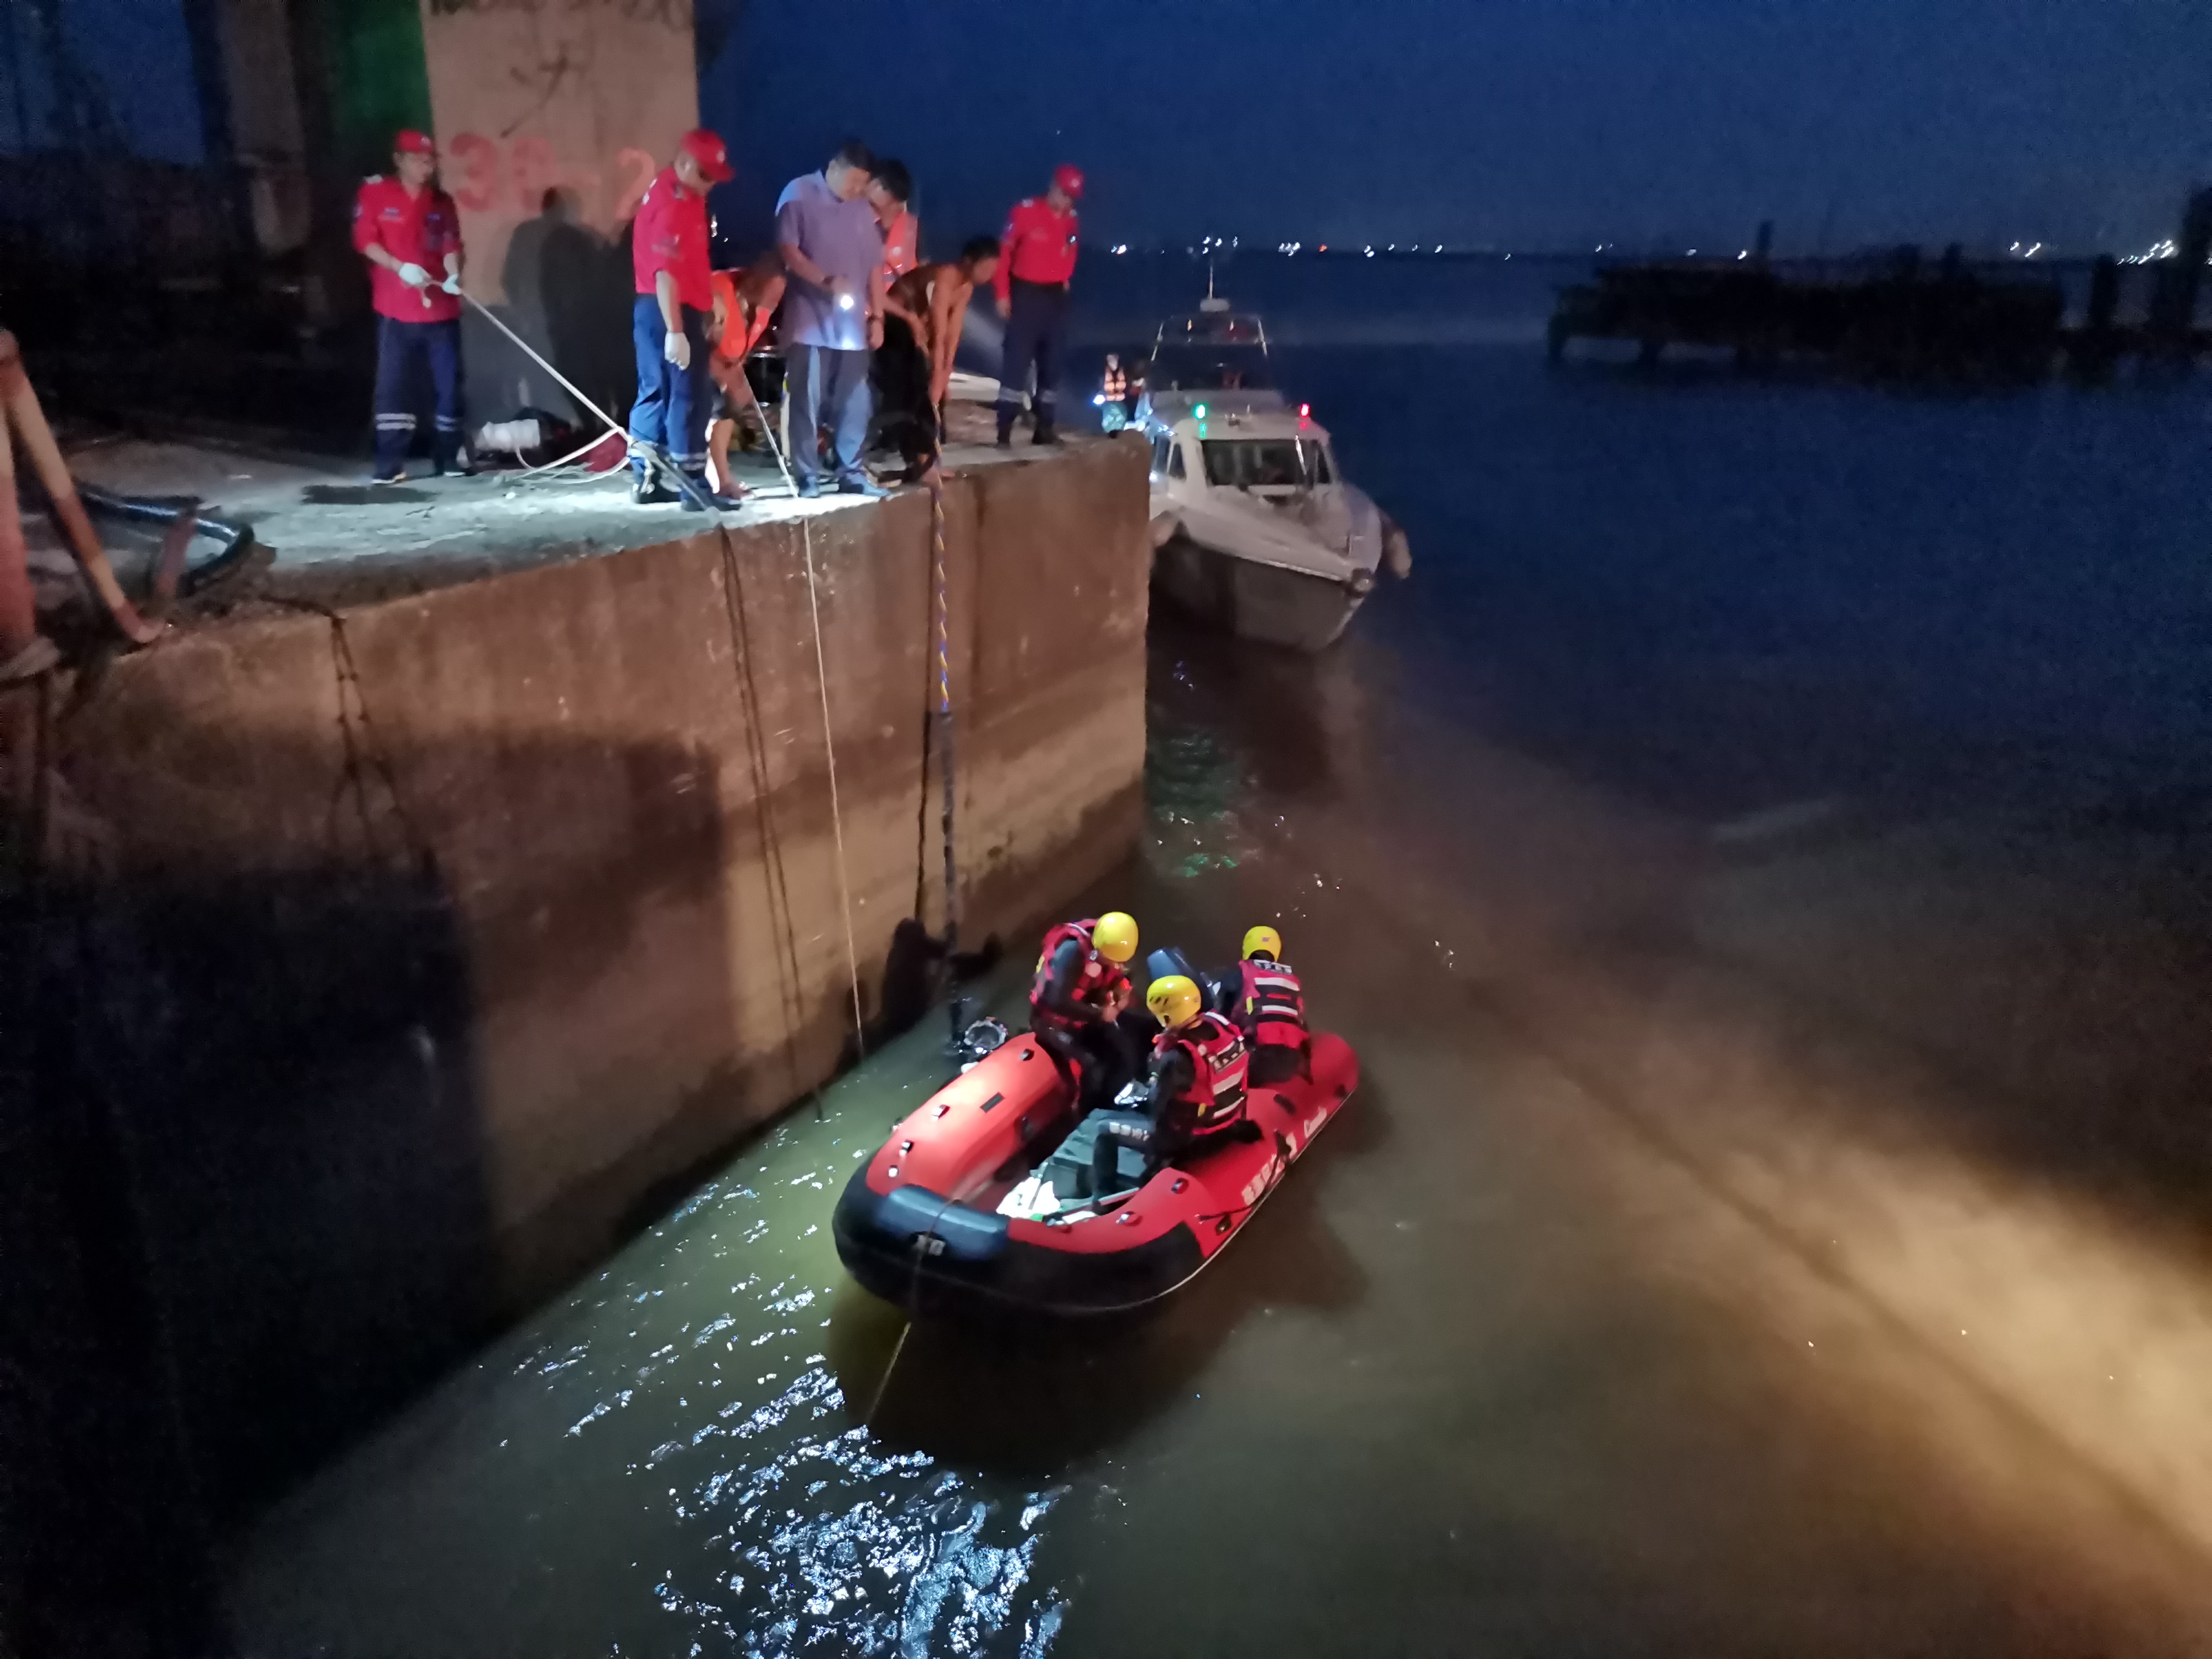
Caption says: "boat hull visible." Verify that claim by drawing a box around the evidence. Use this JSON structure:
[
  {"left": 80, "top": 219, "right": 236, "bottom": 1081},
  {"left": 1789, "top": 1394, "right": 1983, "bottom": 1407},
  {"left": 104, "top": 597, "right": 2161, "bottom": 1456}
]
[
  {"left": 1151, "top": 532, "right": 1371, "bottom": 651},
  {"left": 833, "top": 1032, "right": 1359, "bottom": 1319}
]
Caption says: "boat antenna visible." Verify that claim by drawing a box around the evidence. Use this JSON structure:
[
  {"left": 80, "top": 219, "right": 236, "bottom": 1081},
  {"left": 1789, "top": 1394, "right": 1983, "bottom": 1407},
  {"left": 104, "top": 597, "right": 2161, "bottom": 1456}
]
[{"left": 1199, "top": 256, "right": 1230, "bottom": 314}]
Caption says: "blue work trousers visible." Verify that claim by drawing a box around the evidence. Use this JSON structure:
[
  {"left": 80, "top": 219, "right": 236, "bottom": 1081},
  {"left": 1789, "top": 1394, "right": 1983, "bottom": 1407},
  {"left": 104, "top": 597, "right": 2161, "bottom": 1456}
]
[
  {"left": 996, "top": 279, "right": 1068, "bottom": 434},
  {"left": 786, "top": 344, "right": 874, "bottom": 487},
  {"left": 373, "top": 317, "right": 463, "bottom": 477},
  {"left": 629, "top": 295, "right": 712, "bottom": 481}
]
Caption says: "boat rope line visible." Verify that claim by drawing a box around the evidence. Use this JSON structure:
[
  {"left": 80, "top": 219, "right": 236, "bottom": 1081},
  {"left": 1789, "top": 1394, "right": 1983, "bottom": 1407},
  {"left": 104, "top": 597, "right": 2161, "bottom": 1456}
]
[
  {"left": 860, "top": 1319, "right": 910, "bottom": 1425},
  {"left": 799, "top": 518, "right": 867, "bottom": 1059}
]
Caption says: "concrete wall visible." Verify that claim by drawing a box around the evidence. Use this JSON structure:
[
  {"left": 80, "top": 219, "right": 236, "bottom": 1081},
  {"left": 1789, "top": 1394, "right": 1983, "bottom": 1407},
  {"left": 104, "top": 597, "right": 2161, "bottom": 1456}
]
[{"left": 44, "top": 442, "right": 1151, "bottom": 1515}]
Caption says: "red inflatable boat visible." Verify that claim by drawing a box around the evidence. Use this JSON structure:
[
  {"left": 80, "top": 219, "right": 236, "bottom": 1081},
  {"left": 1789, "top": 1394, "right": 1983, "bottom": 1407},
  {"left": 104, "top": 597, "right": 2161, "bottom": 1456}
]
[{"left": 833, "top": 1029, "right": 1358, "bottom": 1317}]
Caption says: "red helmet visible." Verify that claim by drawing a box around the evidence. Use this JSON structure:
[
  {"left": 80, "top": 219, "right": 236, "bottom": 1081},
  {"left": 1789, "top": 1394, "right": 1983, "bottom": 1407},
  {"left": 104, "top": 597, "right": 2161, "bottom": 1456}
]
[
  {"left": 1052, "top": 163, "right": 1085, "bottom": 201},
  {"left": 679, "top": 128, "right": 734, "bottom": 184},
  {"left": 394, "top": 129, "right": 436, "bottom": 156}
]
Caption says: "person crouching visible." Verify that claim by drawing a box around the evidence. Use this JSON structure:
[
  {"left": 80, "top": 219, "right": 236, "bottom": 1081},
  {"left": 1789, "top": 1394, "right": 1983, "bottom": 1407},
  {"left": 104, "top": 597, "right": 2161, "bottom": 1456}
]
[{"left": 706, "top": 252, "right": 786, "bottom": 499}]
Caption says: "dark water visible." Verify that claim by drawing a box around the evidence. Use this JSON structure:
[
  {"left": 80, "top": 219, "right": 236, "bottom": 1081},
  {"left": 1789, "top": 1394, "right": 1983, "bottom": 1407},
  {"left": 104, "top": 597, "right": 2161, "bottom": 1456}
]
[{"left": 236, "top": 264, "right": 2212, "bottom": 1655}]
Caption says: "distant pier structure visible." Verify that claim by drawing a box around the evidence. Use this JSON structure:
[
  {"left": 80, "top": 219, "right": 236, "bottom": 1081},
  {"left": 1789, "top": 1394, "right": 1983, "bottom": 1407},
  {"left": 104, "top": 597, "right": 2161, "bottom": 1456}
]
[{"left": 1549, "top": 188, "right": 2211, "bottom": 382}]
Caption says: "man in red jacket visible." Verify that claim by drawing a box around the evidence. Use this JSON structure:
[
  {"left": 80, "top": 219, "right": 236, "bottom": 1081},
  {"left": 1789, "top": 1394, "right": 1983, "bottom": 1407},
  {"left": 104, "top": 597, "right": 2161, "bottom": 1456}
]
[
  {"left": 629, "top": 128, "right": 738, "bottom": 510},
  {"left": 353, "top": 131, "right": 465, "bottom": 482},
  {"left": 993, "top": 163, "right": 1082, "bottom": 448}
]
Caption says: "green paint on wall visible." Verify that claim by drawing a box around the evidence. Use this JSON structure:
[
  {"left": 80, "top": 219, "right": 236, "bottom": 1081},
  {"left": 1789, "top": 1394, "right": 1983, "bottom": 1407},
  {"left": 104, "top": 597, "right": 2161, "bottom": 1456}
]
[{"left": 326, "top": 0, "right": 431, "bottom": 170}]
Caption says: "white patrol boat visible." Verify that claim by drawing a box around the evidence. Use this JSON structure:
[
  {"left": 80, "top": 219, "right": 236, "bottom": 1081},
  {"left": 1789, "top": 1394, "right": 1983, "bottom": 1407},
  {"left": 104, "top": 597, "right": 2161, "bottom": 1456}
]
[{"left": 1140, "top": 297, "right": 1410, "bottom": 651}]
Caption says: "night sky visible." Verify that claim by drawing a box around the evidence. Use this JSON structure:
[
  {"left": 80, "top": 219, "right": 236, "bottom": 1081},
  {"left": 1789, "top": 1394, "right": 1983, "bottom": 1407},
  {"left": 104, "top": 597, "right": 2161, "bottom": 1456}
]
[
  {"left": 701, "top": 0, "right": 2209, "bottom": 256},
  {"left": 27, "top": 0, "right": 2212, "bottom": 257}
]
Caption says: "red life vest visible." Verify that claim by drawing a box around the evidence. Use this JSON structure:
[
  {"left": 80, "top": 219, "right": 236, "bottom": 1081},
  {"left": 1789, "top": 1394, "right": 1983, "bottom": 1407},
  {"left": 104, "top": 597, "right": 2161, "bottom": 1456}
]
[
  {"left": 1030, "top": 919, "right": 1129, "bottom": 1027},
  {"left": 1236, "top": 957, "right": 1308, "bottom": 1048},
  {"left": 1159, "top": 1012, "right": 1250, "bottom": 1131}
]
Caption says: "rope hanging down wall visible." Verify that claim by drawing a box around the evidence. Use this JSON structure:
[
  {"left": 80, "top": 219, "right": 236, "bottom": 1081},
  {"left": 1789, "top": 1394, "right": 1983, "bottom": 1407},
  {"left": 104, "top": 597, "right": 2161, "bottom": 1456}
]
[
  {"left": 926, "top": 474, "right": 962, "bottom": 1047},
  {"left": 798, "top": 518, "right": 867, "bottom": 1058}
]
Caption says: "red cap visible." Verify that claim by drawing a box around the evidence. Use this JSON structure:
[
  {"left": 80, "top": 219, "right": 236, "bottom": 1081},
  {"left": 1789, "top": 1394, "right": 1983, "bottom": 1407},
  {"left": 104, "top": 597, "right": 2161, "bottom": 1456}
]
[
  {"left": 679, "top": 128, "right": 734, "bottom": 185},
  {"left": 394, "top": 129, "right": 436, "bottom": 156},
  {"left": 1052, "top": 163, "right": 1085, "bottom": 201}
]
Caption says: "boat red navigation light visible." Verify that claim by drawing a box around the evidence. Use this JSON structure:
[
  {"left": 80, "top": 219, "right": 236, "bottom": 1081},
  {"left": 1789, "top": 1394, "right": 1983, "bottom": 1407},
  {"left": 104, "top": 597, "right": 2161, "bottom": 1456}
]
[{"left": 1299, "top": 403, "right": 1311, "bottom": 418}]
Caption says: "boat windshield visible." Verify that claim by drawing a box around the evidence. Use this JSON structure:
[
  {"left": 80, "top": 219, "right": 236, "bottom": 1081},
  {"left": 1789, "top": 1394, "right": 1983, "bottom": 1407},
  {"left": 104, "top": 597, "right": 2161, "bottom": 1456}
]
[
  {"left": 1147, "top": 342, "right": 1276, "bottom": 393},
  {"left": 1201, "top": 438, "right": 1333, "bottom": 489}
]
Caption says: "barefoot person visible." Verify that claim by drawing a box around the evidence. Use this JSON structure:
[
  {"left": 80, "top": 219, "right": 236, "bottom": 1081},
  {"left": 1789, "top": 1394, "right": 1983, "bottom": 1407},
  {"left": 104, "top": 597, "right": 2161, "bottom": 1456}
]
[
  {"left": 706, "top": 253, "right": 786, "bottom": 497},
  {"left": 879, "top": 236, "right": 1000, "bottom": 479}
]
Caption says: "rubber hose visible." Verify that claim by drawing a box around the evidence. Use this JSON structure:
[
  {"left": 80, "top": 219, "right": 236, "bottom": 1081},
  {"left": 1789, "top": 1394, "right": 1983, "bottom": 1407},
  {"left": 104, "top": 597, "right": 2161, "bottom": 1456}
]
[{"left": 71, "top": 481, "right": 259, "bottom": 596}]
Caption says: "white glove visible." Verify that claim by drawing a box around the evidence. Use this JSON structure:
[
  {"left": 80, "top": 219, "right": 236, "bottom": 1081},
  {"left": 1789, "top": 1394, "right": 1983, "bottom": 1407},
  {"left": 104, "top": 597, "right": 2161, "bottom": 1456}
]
[
  {"left": 440, "top": 273, "right": 463, "bottom": 296},
  {"left": 397, "top": 262, "right": 431, "bottom": 288},
  {"left": 664, "top": 330, "right": 691, "bottom": 371}
]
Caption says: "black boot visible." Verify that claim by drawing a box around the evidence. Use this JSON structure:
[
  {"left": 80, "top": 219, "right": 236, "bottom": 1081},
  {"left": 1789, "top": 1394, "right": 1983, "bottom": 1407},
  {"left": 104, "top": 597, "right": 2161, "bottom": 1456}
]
[
  {"left": 1031, "top": 418, "right": 1061, "bottom": 447},
  {"left": 995, "top": 411, "right": 1016, "bottom": 449}
]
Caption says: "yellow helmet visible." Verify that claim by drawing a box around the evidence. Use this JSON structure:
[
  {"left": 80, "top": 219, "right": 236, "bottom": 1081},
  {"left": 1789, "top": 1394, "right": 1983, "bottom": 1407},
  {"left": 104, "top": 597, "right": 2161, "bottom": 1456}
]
[
  {"left": 1146, "top": 973, "right": 1202, "bottom": 1029},
  {"left": 1241, "top": 925, "right": 1282, "bottom": 962},
  {"left": 1092, "top": 911, "right": 1139, "bottom": 963}
]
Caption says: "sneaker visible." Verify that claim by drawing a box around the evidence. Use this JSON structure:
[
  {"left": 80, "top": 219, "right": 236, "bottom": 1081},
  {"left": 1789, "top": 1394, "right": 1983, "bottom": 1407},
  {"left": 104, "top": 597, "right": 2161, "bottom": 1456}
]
[
  {"left": 836, "top": 477, "right": 890, "bottom": 499},
  {"left": 631, "top": 475, "right": 676, "bottom": 505},
  {"left": 371, "top": 469, "right": 409, "bottom": 485},
  {"left": 795, "top": 476, "right": 822, "bottom": 499}
]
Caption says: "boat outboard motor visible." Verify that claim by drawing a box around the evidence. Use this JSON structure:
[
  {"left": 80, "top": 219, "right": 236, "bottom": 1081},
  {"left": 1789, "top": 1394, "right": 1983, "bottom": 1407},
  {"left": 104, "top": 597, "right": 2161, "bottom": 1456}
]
[
  {"left": 1144, "top": 947, "right": 1237, "bottom": 1018},
  {"left": 1145, "top": 946, "right": 1197, "bottom": 983}
]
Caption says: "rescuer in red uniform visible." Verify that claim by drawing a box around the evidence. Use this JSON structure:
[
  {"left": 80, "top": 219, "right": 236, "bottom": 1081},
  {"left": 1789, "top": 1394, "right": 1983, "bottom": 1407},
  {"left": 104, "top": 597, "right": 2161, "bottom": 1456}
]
[
  {"left": 993, "top": 163, "right": 1083, "bottom": 447},
  {"left": 353, "top": 131, "right": 465, "bottom": 483},
  {"left": 1229, "top": 924, "right": 1311, "bottom": 1084},
  {"left": 629, "top": 128, "right": 738, "bottom": 510},
  {"left": 1088, "top": 973, "right": 1256, "bottom": 1199},
  {"left": 1029, "top": 910, "right": 1140, "bottom": 1110}
]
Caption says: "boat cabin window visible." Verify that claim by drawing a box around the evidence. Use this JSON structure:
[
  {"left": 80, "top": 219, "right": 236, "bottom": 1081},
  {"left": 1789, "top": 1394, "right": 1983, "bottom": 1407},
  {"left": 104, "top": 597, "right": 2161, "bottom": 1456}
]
[
  {"left": 1167, "top": 440, "right": 1187, "bottom": 479},
  {"left": 1201, "top": 438, "right": 1333, "bottom": 489},
  {"left": 1151, "top": 431, "right": 1174, "bottom": 476},
  {"left": 1146, "top": 343, "right": 1275, "bottom": 393}
]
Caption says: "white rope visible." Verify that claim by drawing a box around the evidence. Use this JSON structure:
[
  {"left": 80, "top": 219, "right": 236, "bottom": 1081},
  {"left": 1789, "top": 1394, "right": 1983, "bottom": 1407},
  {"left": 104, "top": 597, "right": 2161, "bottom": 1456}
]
[
  {"left": 518, "top": 429, "right": 625, "bottom": 477},
  {"left": 457, "top": 287, "right": 729, "bottom": 512},
  {"left": 730, "top": 357, "right": 800, "bottom": 498},
  {"left": 457, "top": 288, "right": 630, "bottom": 440},
  {"left": 801, "top": 518, "right": 867, "bottom": 1056}
]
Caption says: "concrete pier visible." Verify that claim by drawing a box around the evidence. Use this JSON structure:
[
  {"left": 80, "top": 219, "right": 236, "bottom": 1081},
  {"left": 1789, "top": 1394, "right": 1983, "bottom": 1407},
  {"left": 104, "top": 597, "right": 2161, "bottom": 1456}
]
[{"left": 27, "top": 440, "right": 1151, "bottom": 1515}]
